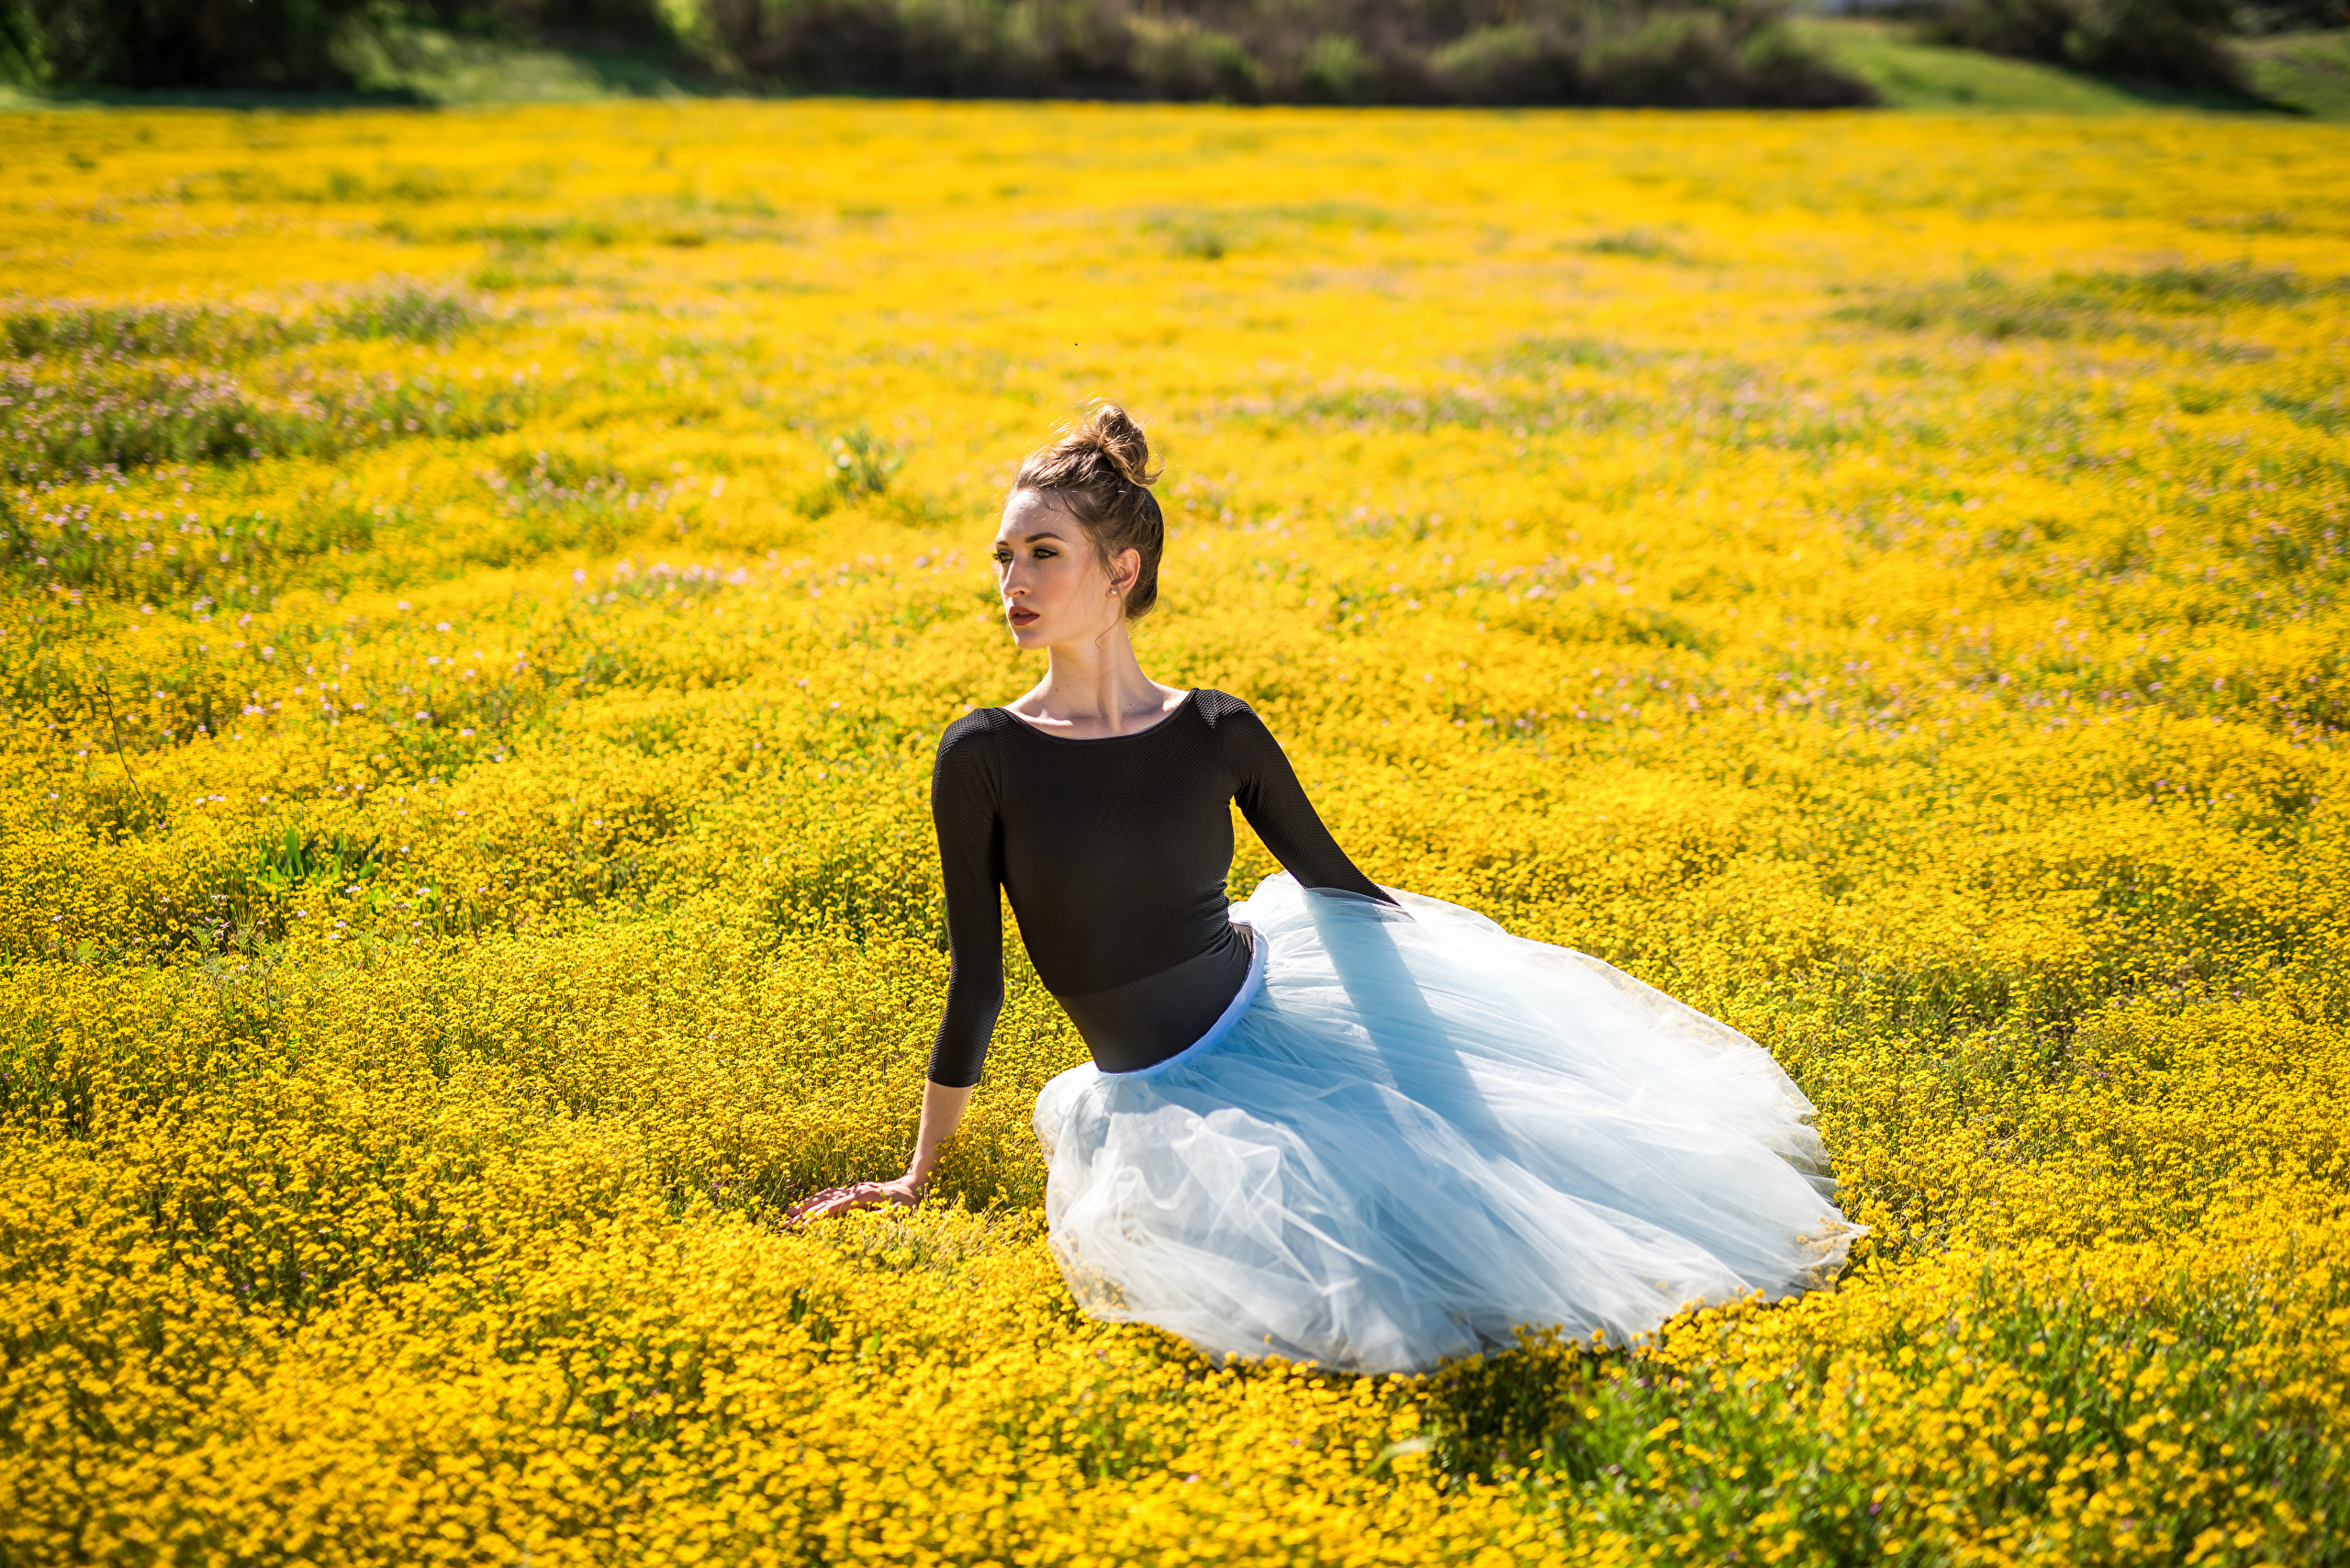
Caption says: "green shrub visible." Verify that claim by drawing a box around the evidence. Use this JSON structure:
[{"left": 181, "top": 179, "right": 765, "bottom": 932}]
[
  {"left": 0, "top": 0, "right": 668, "bottom": 88},
  {"left": 1919, "top": 0, "right": 2247, "bottom": 89},
  {"left": 1430, "top": 8, "right": 1874, "bottom": 106},
  {"left": 689, "top": 0, "right": 1131, "bottom": 94},
  {"left": 0, "top": 0, "right": 360, "bottom": 88},
  {"left": 2230, "top": 0, "right": 2348, "bottom": 31},
  {"left": 677, "top": 0, "right": 1874, "bottom": 106},
  {"left": 1127, "top": 15, "right": 1263, "bottom": 97},
  {"left": 1429, "top": 26, "right": 1571, "bottom": 101},
  {"left": 1299, "top": 30, "right": 1378, "bottom": 100}
]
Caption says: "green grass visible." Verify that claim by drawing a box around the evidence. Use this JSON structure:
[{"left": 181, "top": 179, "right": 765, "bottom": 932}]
[
  {"left": 1791, "top": 18, "right": 2164, "bottom": 111},
  {"left": 2242, "top": 28, "right": 2350, "bottom": 118},
  {"left": 334, "top": 19, "right": 699, "bottom": 105},
  {"left": 1791, "top": 16, "right": 2333, "bottom": 116}
]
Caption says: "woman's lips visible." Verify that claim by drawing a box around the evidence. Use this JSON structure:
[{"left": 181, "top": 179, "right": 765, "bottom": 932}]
[{"left": 1007, "top": 607, "right": 1038, "bottom": 626}]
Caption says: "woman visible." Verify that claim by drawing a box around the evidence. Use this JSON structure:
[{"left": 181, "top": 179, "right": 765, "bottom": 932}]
[{"left": 794, "top": 405, "right": 1862, "bottom": 1375}]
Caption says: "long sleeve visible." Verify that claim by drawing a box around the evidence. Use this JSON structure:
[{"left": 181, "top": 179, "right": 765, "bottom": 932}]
[
  {"left": 1205, "top": 694, "right": 1394, "bottom": 905},
  {"left": 927, "top": 717, "right": 1006, "bottom": 1088}
]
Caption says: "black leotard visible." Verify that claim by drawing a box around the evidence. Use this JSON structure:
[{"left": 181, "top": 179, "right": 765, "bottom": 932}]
[{"left": 927, "top": 688, "right": 1390, "bottom": 1086}]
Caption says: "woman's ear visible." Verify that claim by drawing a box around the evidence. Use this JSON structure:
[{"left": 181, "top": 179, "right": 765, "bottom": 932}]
[{"left": 1110, "top": 547, "right": 1142, "bottom": 598}]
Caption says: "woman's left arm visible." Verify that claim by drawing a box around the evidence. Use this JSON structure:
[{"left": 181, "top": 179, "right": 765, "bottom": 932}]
[{"left": 1220, "top": 699, "right": 1395, "bottom": 903}]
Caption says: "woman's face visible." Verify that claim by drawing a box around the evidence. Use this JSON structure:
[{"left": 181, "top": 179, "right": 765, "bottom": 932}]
[{"left": 992, "top": 489, "right": 1136, "bottom": 652}]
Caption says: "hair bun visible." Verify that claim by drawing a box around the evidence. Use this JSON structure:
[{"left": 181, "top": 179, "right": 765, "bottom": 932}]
[
  {"left": 1013, "top": 401, "right": 1170, "bottom": 622},
  {"left": 1078, "top": 402, "right": 1161, "bottom": 489}
]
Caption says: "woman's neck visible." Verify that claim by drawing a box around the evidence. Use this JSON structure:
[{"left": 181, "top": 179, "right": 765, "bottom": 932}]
[{"left": 1012, "top": 627, "right": 1186, "bottom": 738}]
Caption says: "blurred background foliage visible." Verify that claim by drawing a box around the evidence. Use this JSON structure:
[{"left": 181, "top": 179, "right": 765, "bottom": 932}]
[
  {"left": 0, "top": 0, "right": 2341, "bottom": 106},
  {"left": 0, "top": 0, "right": 1874, "bottom": 105},
  {"left": 2, "top": 0, "right": 2343, "bottom": 114}
]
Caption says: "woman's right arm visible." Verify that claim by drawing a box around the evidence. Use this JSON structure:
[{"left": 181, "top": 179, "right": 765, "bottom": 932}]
[
  {"left": 791, "top": 720, "right": 1003, "bottom": 1225},
  {"left": 925, "top": 719, "right": 1006, "bottom": 1089},
  {"left": 789, "top": 1078, "right": 973, "bottom": 1222}
]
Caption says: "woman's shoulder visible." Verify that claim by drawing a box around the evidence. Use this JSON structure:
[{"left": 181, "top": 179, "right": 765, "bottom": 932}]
[
  {"left": 936, "top": 707, "right": 1015, "bottom": 768},
  {"left": 1192, "top": 690, "right": 1285, "bottom": 758},
  {"left": 1192, "top": 689, "right": 1265, "bottom": 729}
]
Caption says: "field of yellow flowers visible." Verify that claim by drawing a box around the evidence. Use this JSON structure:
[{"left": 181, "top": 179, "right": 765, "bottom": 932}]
[{"left": 2, "top": 100, "right": 2347, "bottom": 1565}]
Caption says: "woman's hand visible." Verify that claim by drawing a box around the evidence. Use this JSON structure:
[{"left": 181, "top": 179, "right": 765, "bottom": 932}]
[
  {"left": 787, "top": 1079, "right": 975, "bottom": 1227},
  {"left": 788, "top": 1170, "right": 922, "bottom": 1226}
]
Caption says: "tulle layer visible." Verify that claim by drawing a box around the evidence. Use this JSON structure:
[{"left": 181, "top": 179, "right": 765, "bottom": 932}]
[{"left": 1032, "top": 874, "right": 1863, "bottom": 1374}]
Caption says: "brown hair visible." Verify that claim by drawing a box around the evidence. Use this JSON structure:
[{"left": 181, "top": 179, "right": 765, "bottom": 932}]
[{"left": 1014, "top": 403, "right": 1167, "bottom": 620}]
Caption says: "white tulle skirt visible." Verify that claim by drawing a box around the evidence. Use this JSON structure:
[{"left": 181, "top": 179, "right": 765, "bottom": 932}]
[{"left": 1032, "top": 874, "right": 1863, "bottom": 1374}]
